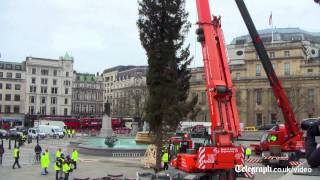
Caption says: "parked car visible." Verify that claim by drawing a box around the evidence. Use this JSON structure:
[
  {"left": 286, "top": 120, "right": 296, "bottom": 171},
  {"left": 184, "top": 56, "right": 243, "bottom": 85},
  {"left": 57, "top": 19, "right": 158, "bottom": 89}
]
[
  {"left": 0, "top": 129, "right": 9, "bottom": 139},
  {"left": 8, "top": 128, "right": 23, "bottom": 139},
  {"left": 244, "top": 126, "right": 258, "bottom": 132},
  {"left": 28, "top": 128, "right": 46, "bottom": 139}
]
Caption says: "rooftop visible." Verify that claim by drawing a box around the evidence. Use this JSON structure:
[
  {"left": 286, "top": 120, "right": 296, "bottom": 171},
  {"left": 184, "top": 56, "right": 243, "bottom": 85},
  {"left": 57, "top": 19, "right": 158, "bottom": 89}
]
[{"left": 0, "top": 61, "right": 25, "bottom": 71}]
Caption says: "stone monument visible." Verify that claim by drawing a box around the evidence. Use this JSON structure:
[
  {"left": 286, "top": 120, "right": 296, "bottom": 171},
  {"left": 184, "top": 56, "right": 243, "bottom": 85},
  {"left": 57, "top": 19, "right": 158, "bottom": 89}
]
[{"left": 100, "top": 102, "right": 113, "bottom": 137}]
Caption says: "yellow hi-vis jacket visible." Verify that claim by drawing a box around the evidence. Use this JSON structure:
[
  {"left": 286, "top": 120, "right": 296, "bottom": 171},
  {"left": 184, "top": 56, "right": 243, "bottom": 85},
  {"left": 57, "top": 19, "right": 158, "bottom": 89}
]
[
  {"left": 41, "top": 154, "right": 47, "bottom": 168},
  {"left": 55, "top": 150, "right": 61, "bottom": 158},
  {"left": 71, "top": 150, "right": 78, "bottom": 162},
  {"left": 63, "top": 163, "right": 71, "bottom": 173},
  {"left": 13, "top": 148, "right": 19, "bottom": 158},
  {"left": 245, "top": 148, "right": 252, "bottom": 156},
  {"left": 54, "top": 160, "right": 62, "bottom": 171},
  {"left": 162, "top": 152, "right": 169, "bottom": 163}
]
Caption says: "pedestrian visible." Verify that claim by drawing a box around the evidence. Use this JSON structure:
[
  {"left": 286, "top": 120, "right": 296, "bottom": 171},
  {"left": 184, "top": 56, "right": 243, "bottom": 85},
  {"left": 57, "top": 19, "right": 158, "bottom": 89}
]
[
  {"left": 71, "top": 149, "right": 78, "bottom": 169},
  {"left": 59, "top": 154, "right": 65, "bottom": 179},
  {"left": 72, "top": 129, "right": 75, "bottom": 138},
  {"left": 56, "top": 148, "right": 62, "bottom": 159},
  {"left": 245, "top": 147, "right": 252, "bottom": 159},
  {"left": 34, "top": 143, "right": 42, "bottom": 163},
  {"left": 63, "top": 159, "right": 72, "bottom": 180},
  {"left": 40, "top": 152, "right": 47, "bottom": 175},
  {"left": 12, "top": 146, "right": 21, "bottom": 169},
  {"left": 54, "top": 157, "right": 62, "bottom": 180},
  {"left": 0, "top": 141, "right": 4, "bottom": 165},
  {"left": 161, "top": 150, "right": 169, "bottom": 170}
]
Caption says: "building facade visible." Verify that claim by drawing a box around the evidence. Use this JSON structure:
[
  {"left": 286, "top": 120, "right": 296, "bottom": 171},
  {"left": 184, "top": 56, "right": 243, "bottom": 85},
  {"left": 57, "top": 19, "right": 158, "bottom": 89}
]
[
  {"left": 25, "top": 55, "right": 74, "bottom": 116},
  {"left": 0, "top": 61, "right": 26, "bottom": 126},
  {"left": 72, "top": 72, "right": 104, "bottom": 116},
  {"left": 189, "top": 28, "right": 320, "bottom": 126},
  {"left": 102, "top": 66, "right": 148, "bottom": 117}
]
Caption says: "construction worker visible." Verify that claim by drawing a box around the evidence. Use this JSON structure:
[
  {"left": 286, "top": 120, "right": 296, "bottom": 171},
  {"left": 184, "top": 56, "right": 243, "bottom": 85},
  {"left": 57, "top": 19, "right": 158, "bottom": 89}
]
[
  {"left": 245, "top": 147, "right": 252, "bottom": 159},
  {"left": 59, "top": 154, "right": 65, "bottom": 179},
  {"left": 72, "top": 129, "right": 76, "bottom": 138},
  {"left": 63, "top": 158, "right": 72, "bottom": 180},
  {"left": 56, "top": 148, "right": 62, "bottom": 159},
  {"left": 54, "top": 157, "right": 62, "bottom": 180},
  {"left": 12, "top": 146, "right": 21, "bottom": 169},
  {"left": 44, "top": 148, "right": 50, "bottom": 173},
  {"left": 67, "top": 129, "right": 71, "bottom": 138},
  {"left": 41, "top": 152, "right": 47, "bottom": 175},
  {"left": 71, "top": 149, "right": 78, "bottom": 169},
  {"left": 161, "top": 150, "right": 169, "bottom": 170},
  {"left": 0, "top": 141, "right": 4, "bottom": 165}
]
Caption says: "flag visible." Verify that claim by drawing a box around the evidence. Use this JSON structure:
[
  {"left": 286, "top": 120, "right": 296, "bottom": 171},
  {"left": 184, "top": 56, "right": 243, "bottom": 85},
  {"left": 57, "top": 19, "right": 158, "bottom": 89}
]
[{"left": 268, "top": 12, "right": 272, "bottom": 26}]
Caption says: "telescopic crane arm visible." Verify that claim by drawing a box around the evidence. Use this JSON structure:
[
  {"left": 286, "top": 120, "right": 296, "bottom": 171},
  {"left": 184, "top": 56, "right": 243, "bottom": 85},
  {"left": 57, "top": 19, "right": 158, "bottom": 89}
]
[{"left": 235, "top": 0, "right": 303, "bottom": 138}]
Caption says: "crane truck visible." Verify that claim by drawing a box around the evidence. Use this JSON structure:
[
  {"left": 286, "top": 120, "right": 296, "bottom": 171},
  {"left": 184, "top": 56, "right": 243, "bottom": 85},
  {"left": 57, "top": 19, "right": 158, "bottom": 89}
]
[{"left": 234, "top": 0, "right": 305, "bottom": 167}]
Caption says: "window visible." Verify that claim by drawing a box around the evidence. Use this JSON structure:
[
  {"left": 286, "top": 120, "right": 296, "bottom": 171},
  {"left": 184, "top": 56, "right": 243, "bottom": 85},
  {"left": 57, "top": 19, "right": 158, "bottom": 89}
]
[
  {"left": 256, "top": 113, "right": 262, "bottom": 126},
  {"left": 14, "top": 95, "right": 20, "bottom": 101},
  {"left": 41, "top": 87, "right": 47, "bottom": 94},
  {"left": 307, "top": 69, "right": 313, "bottom": 73},
  {"left": 41, "top": 69, "right": 49, "bottom": 75},
  {"left": 6, "top": 83, "right": 11, "bottom": 89},
  {"left": 51, "top": 97, "right": 57, "bottom": 104},
  {"left": 64, "top": 108, "right": 68, "bottom": 116},
  {"left": 272, "top": 63, "right": 276, "bottom": 69},
  {"left": 65, "top": 88, "right": 69, "bottom": 94},
  {"left": 15, "top": 65, "right": 21, "bottom": 70},
  {"left": 15, "top": 73, "right": 21, "bottom": 79},
  {"left": 0, "top": 63, "right": 3, "bottom": 69},
  {"left": 6, "top": 72, "right": 12, "bottom": 78},
  {"left": 5, "top": 64, "right": 12, "bottom": 69},
  {"left": 15, "top": 84, "right": 21, "bottom": 90},
  {"left": 269, "top": 51, "right": 275, "bottom": 58},
  {"left": 308, "top": 89, "right": 315, "bottom": 104},
  {"left": 41, "top": 78, "right": 48, "bottom": 85},
  {"left": 41, "top": 97, "right": 46, "bottom": 104},
  {"left": 284, "top": 51, "right": 290, "bottom": 57},
  {"left": 32, "top": 68, "right": 36, "bottom": 74},
  {"left": 13, "top": 106, "right": 20, "bottom": 113},
  {"left": 29, "top": 106, "right": 35, "bottom": 114},
  {"left": 256, "top": 89, "right": 262, "bottom": 105},
  {"left": 66, "top": 72, "right": 69, "bottom": 77},
  {"left": 40, "top": 106, "right": 46, "bottom": 115},
  {"left": 30, "top": 86, "right": 36, "bottom": 93},
  {"left": 0, "top": 83, "right": 2, "bottom": 89},
  {"left": 284, "top": 62, "right": 290, "bottom": 75},
  {"left": 271, "top": 113, "right": 277, "bottom": 124},
  {"left": 5, "top": 105, "right": 10, "bottom": 113},
  {"left": 31, "top": 77, "right": 36, "bottom": 84},
  {"left": 0, "top": 94, "right": 2, "bottom": 100},
  {"left": 256, "top": 64, "right": 261, "bottom": 76},
  {"left": 30, "top": 96, "right": 35, "bottom": 103},
  {"left": 51, "top": 87, "right": 58, "bottom": 94},
  {"left": 5, "top": 94, "right": 11, "bottom": 101},
  {"left": 236, "top": 72, "right": 240, "bottom": 80},
  {"left": 0, "top": 72, "right": 3, "bottom": 77},
  {"left": 50, "top": 107, "right": 56, "bottom": 115},
  {"left": 53, "top": 70, "right": 57, "bottom": 76},
  {"left": 53, "top": 79, "right": 57, "bottom": 85},
  {"left": 64, "top": 98, "right": 68, "bottom": 105}
]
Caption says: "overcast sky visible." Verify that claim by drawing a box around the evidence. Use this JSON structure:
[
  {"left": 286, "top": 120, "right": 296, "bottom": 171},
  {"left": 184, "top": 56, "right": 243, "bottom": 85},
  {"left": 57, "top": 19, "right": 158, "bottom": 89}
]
[{"left": 0, "top": 0, "right": 319, "bottom": 73}]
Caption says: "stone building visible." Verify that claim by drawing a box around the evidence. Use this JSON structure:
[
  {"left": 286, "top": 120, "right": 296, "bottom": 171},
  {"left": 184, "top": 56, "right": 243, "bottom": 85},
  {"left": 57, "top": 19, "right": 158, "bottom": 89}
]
[
  {"left": 24, "top": 54, "right": 74, "bottom": 116},
  {"left": 0, "top": 61, "right": 26, "bottom": 126},
  {"left": 188, "top": 28, "right": 320, "bottom": 126},
  {"left": 71, "top": 72, "right": 104, "bottom": 116},
  {"left": 102, "top": 66, "right": 148, "bottom": 117}
]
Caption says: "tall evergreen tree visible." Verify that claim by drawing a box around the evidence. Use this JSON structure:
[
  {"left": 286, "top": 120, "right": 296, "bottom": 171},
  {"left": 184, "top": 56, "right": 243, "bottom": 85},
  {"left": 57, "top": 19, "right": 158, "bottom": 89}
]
[{"left": 137, "top": 0, "right": 196, "bottom": 171}]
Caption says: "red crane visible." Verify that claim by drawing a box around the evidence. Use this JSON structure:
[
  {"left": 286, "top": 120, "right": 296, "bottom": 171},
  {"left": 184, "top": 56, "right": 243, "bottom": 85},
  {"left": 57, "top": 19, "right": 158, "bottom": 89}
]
[
  {"left": 234, "top": 0, "right": 304, "bottom": 166},
  {"left": 170, "top": 0, "right": 244, "bottom": 179}
]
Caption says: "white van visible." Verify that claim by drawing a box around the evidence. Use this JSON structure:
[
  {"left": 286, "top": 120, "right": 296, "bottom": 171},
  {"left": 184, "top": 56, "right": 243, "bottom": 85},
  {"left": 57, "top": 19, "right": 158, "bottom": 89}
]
[
  {"left": 28, "top": 128, "right": 46, "bottom": 138},
  {"left": 38, "top": 125, "right": 64, "bottom": 138}
]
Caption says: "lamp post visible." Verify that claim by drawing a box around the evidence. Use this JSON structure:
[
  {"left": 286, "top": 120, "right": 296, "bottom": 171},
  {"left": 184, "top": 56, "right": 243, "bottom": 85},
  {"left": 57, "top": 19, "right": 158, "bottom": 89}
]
[{"left": 36, "top": 111, "right": 40, "bottom": 144}]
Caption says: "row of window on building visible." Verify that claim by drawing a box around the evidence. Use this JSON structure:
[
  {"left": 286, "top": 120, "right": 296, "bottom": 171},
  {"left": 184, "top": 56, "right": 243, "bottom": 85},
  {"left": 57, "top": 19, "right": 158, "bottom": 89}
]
[
  {"left": 29, "top": 68, "right": 70, "bottom": 77},
  {"left": 28, "top": 106, "right": 68, "bottom": 116},
  {"left": 0, "top": 72, "right": 22, "bottom": 78},
  {"left": 0, "top": 105, "right": 21, "bottom": 114},
  {"left": 72, "top": 104, "right": 102, "bottom": 113},
  {"left": 29, "top": 86, "right": 69, "bottom": 94},
  {"left": 0, "top": 83, "right": 21, "bottom": 90},
  {"left": 0, "top": 63, "right": 22, "bottom": 70},
  {"left": 0, "top": 94, "right": 21, "bottom": 101}
]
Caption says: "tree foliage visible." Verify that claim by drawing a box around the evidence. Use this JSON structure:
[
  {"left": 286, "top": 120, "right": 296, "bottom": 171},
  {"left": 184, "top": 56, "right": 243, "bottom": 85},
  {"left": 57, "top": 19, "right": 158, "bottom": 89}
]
[{"left": 137, "top": 0, "right": 196, "bottom": 170}]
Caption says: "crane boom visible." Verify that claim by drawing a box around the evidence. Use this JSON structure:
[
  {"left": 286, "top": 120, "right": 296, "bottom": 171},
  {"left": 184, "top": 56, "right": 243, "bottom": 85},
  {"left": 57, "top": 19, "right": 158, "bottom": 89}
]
[{"left": 235, "top": 0, "right": 302, "bottom": 137}]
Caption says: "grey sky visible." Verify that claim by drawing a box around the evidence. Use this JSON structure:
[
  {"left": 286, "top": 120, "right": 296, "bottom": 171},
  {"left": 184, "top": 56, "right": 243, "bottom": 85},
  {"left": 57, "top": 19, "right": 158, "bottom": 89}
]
[{"left": 0, "top": 0, "right": 319, "bottom": 73}]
